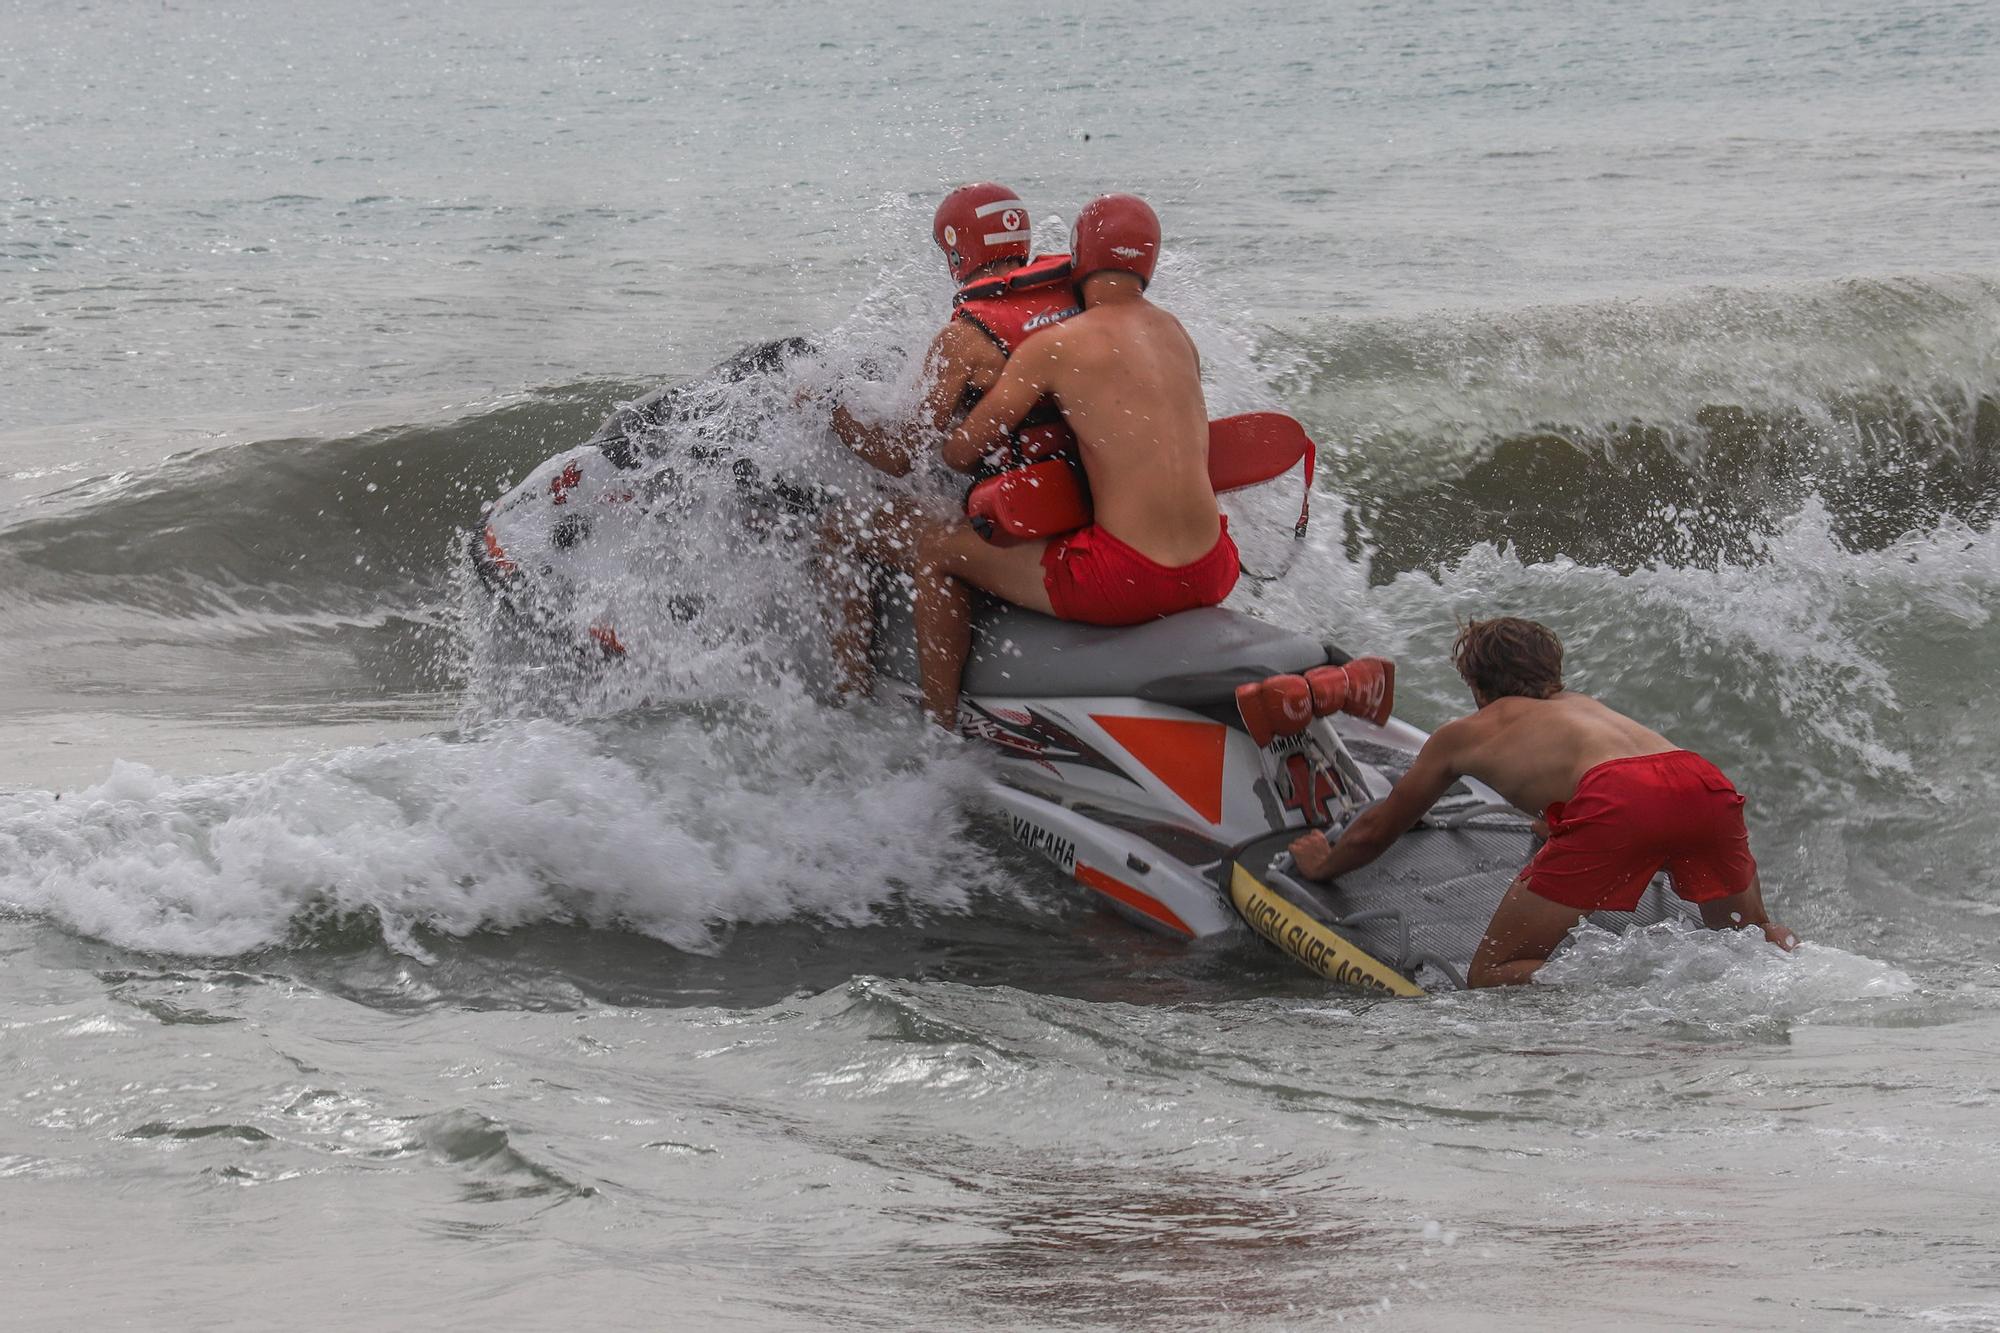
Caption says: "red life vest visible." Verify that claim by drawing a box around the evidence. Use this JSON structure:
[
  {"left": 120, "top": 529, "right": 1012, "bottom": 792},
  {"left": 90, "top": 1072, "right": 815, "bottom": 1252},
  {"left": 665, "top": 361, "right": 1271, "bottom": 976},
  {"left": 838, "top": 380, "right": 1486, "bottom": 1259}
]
[{"left": 953, "top": 253, "right": 1083, "bottom": 473}]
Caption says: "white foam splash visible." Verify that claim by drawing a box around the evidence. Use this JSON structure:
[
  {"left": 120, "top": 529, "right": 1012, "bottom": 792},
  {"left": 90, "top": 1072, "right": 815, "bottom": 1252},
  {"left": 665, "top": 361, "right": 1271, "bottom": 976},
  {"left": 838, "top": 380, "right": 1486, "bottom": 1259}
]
[
  {"left": 1262, "top": 498, "right": 2000, "bottom": 800},
  {"left": 3, "top": 223, "right": 1326, "bottom": 962},
  {"left": 1915, "top": 1305, "right": 2000, "bottom": 1331},
  {"left": 457, "top": 215, "right": 1318, "bottom": 721},
  {"left": 1534, "top": 919, "right": 1915, "bottom": 1023},
  {"left": 0, "top": 713, "right": 1012, "bottom": 958}
]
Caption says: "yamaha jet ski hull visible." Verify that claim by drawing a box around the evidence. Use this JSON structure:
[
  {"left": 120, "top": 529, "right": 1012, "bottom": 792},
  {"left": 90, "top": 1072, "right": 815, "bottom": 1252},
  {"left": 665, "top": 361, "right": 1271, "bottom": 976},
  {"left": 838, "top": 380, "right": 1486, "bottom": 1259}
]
[{"left": 882, "top": 597, "right": 1697, "bottom": 993}]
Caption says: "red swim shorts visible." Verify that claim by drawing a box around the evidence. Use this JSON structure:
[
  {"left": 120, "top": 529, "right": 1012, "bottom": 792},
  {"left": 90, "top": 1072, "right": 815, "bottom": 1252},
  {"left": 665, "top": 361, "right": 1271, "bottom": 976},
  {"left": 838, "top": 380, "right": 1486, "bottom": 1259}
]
[
  {"left": 1523, "top": 750, "right": 1758, "bottom": 913},
  {"left": 1040, "top": 518, "right": 1240, "bottom": 626}
]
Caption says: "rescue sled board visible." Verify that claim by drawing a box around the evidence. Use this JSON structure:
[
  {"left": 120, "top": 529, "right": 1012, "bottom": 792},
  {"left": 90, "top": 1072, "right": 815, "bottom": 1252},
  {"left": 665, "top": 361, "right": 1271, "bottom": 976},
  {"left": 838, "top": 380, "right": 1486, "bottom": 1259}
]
[
  {"left": 1228, "top": 861, "right": 1424, "bottom": 996},
  {"left": 1232, "top": 821, "right": 1704, "bottom": 992}
]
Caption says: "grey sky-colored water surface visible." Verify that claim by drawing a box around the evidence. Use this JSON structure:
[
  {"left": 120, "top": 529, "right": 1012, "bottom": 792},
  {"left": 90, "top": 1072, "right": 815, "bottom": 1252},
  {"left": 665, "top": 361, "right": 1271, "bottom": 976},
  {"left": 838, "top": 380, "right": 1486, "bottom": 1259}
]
[{"left": 3, "top": 1, "right": 1999, "bottom": 1329}]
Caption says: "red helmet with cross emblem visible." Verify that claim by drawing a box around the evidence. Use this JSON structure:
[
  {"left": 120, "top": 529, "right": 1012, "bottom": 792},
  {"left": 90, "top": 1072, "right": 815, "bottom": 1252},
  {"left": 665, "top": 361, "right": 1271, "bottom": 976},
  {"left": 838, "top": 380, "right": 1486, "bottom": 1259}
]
[{"left": 933, "top": 182, "right": 1031, "bottom": 283}]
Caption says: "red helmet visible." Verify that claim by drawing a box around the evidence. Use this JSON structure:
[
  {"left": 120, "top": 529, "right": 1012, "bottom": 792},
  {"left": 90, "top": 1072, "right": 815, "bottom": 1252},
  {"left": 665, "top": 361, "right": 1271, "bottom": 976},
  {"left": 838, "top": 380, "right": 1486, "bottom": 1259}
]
[
  {"left": 933, "top": 182, "right": 1031, "bottom": 283},
  {"left": 1070, "top": 193, "right": 1160, "bottom": 288}
]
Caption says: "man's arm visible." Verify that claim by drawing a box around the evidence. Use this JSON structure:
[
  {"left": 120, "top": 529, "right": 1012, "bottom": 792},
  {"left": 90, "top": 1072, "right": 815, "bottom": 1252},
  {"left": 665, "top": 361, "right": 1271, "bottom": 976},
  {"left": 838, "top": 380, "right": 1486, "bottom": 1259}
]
[
  {"left": 1289, "top": 721, "right": 1469, "bottom": 881},
  {"left": 831, "top": 320, "right": 997, "bottom": 477},
  {"left": 938, "top": 334, "right": 1056, "bottom": 473}
]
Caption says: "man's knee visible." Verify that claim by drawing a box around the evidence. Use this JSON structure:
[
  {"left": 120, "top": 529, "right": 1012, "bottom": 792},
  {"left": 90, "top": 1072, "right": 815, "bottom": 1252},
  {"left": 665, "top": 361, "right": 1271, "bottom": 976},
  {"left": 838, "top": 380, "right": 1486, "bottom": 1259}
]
[{"left": 1469, "top": 878, "right": 1586, "bottom": 985}]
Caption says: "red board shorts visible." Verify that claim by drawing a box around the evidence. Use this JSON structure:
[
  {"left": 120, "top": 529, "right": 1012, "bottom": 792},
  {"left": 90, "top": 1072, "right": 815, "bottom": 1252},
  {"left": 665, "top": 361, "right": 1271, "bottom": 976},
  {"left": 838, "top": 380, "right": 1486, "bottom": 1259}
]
[
  {"left": 1523, "top": 749, "right": 1758, "bottom": 913},
  {"left": 1040, "top": 517, "right": 1240, "bottom": 626}
]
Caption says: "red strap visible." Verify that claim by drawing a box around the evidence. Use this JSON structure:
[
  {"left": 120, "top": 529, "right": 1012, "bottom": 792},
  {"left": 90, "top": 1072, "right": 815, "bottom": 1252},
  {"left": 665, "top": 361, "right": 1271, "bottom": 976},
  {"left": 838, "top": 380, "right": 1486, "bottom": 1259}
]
[
  {"left": 1296, "top": 427, "right": 1314, "bottom": 539},
  {"left": 1207, "top": 413, "right": 1315, "bottom": 538}
]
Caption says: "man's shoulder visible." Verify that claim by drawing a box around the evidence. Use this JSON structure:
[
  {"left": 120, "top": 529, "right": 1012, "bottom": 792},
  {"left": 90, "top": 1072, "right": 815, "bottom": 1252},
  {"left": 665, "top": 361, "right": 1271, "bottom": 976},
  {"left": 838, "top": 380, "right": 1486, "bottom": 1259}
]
[
  {"left": 935, "top": 313, "right": 1007, "bottom": 366},
  {"left": 937, "top": 311, "right": 994, "bottom": 349},
  {"left": 1413, "top": 712, "right": 1490, "bottom": 768},
  {"left": 1434, "top": 701, "right": 1537, "bottom": 752},
  {"left": 1474, "top": 691, "right": 1620, "bottom": 737},
  {"left": 1051, "top": 301, "right": 1178, "bottom": 354},
  {"left": 1540, "top": 690, "right": 1624, "bottom": 723}
]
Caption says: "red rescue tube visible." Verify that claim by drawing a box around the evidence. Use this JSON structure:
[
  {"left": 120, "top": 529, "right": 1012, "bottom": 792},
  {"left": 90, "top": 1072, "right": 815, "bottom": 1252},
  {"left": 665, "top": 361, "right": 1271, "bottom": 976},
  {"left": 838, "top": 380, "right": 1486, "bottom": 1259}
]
[
  {"left": 1339, "top": 657, "right": 1396, "bottom": 728},
  {"left": 966, "top": 460, "right": 1092, "bottom": 540},
  {"left": 1234, "top": 675, "right": 1314, "bottom": 748}
]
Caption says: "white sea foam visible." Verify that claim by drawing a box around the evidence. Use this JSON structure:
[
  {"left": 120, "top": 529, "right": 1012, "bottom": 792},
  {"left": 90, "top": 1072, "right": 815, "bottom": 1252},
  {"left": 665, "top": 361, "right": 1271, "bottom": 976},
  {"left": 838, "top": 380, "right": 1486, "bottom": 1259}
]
[
  {"left": 1915, "top": 1306, "right": 2000, "bottom": 1331},
  {"left": 6, "top": 228, "right": 1324, "bottom": 964},
  {"left": 1534, "top": 919, "right": 1915, "bottom": 1023},
  {"left": 0, "top": 712, "right": 1011, "bottom": 958},
  {"left": 1259, "top": 497, "right": 2000, "bottom": 804}
]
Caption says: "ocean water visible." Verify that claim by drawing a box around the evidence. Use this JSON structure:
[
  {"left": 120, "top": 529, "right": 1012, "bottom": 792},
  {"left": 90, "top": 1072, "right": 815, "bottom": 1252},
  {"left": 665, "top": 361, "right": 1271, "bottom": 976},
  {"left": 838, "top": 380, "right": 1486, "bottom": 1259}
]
[{"left": 4, "top": 0, "right": 1999, "bottom": 1328}]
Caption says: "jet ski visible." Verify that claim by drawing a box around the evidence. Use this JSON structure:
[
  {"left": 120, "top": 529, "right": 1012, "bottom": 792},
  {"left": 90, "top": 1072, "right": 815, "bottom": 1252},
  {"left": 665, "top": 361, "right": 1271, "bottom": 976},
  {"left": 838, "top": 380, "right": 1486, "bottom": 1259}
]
[
  {"left": 873, "top": 596, "right": 1698, "bottom": 993},
  {"left": 469, "top": 340, "right": 1698, "bottom": 992}
]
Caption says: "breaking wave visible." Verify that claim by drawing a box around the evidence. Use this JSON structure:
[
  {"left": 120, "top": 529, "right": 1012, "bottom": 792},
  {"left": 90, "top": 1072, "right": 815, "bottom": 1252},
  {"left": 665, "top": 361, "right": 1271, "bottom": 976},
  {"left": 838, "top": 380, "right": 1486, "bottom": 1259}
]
[{"left": 1294, "top": 271, "right": 2000, "bottom": 576}]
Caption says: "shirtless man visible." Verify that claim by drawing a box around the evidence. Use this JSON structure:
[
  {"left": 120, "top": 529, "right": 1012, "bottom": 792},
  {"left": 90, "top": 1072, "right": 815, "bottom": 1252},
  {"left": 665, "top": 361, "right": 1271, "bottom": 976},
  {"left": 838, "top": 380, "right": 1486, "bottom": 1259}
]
[
  {"left": 825, "top": 193, "right": 1238, "bottom": 727},
  {"left": 1288, "top": 617, "right": 1796, "bottom": 987}
]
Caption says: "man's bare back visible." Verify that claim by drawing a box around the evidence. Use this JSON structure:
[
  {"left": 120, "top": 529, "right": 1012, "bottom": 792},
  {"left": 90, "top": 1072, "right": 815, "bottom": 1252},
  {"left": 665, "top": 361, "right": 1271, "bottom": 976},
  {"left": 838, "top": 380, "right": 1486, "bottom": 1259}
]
[
  {"left": 942, "top": 277, "right": 1218, "bottom": 565},
  {"left": 1432, "top": 691, "right": 1678, "bottom": 819},
  {"left": 1287, "top": 688, "right": 1680, "bottom": 888}
]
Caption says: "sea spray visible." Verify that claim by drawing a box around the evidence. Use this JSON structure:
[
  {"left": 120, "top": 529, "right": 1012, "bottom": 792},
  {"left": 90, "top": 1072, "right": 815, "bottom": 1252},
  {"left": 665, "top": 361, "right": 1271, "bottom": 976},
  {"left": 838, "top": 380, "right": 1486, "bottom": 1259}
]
[{"left": 0, "top": 713, "right": 1015, "bottom": 958}]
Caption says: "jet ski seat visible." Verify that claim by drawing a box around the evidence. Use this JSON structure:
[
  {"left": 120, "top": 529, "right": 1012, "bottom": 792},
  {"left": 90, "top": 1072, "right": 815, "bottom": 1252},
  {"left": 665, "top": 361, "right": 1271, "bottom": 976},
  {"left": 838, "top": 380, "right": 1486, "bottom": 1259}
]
[{"left": 961, "top": 605, "right": 1338, "bottom": 701}]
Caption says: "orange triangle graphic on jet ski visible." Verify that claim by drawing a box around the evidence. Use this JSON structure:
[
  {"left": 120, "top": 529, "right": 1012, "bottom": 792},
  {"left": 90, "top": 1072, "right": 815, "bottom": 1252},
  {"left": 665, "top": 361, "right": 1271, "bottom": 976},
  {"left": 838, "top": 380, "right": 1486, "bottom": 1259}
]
[{"left": 1089, "top": 715, "right": 1227, "bottom": 825}]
